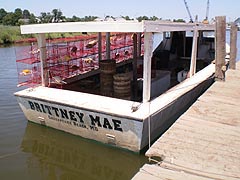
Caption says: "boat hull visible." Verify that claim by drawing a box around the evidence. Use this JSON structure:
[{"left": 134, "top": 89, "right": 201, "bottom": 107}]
[
  {"left": 16, "top": 96, "right": 144, "bottom": 152},
  {"left": 15, "top": 64, "right": 215, "bottom": 152},
  {"left": 140, "top": 77, "right": 214, "bottom": 149}
]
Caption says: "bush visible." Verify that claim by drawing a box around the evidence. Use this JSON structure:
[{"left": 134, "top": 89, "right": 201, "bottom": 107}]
[
  {"left": 0, "top": 25, "right": 21, "bottom": 44},
  {"left": 0, "top": 25, "right": 87, "bottom": 45},
  {"left": 0, "top": 32, "right": 13, "bottom": 43}
]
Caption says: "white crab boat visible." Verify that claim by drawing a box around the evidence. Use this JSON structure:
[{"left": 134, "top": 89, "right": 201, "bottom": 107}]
[{"left": 15, "top": 20, "right": 216, "bottom": 152}]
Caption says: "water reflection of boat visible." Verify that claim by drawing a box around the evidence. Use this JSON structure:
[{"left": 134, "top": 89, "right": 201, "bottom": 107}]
[{"left": 21, "top": 122, "right": 147, "bottom": 180}]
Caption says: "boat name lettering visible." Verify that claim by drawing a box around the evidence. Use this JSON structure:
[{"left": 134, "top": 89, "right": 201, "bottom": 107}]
[
  {"left": 28, "top": 100, "right": 123, "bottom": 132},
  {"left": 89, "top": 115, "right": 122, "bottom": 132},
  {"left": 28, "top": 101, "right": 84, "bottom": 122}
]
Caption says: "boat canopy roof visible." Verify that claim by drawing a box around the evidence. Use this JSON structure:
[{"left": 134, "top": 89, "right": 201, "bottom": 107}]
[{"left": 20, "top": 20, "right": 215, "bottom": 34}]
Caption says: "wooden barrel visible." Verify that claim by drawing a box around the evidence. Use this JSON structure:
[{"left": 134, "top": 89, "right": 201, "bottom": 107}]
[
  {"left": 99, "top": 59, "right": 116, "bottom": 74},
  {"left": 113, "top": 73, "right": 131, "bottom": 100},
  {"left": 99, "top": 59, "right": 116, "bottom": 96}
]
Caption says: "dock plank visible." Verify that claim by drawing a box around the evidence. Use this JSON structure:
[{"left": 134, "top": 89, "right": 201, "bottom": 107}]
[
  {"left": 133, "top": 62, "right": 240, "bottom": 180},
  {"left": 225, "top": 69, "right": 240, "bottom": 79},
  {"left": 186, "top": 101, "right": 240, "bottom": 126},
  {"left": 236, "top": 62, "right": 240, "bottom": 69},
  {"left": 198, "top": 93, "right": 240, "bottom": 107},
  {"left": 132, "top": 164, "right": 214, "bottom": 180}
]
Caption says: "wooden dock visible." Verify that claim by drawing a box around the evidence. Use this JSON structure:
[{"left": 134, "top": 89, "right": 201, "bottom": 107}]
[{"left": 132, "top": 62, "right": 240, "bottom": 180}]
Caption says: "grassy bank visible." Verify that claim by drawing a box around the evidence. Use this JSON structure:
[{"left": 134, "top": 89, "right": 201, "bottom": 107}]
[
  {"left": 0, "top": 25, "right": 29, "bottom": 44},
  {"left": 0, "top": 25, "right": 85, "bottom": 45}
]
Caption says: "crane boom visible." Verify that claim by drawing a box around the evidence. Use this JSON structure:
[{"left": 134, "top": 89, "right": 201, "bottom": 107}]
[
  {"left": 183, "top": 0, "right": 193, "bottom": 23},
  {"left": 205, "top": 0, "right": 209, "bottom": 20},
  {"left": 202, "top": 0, "right": 210, "bottom": 24}
]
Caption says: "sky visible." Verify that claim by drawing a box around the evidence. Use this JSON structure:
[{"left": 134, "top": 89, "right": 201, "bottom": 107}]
[{"left": 0, "top": 0, "right": 239, "bottom": 22}]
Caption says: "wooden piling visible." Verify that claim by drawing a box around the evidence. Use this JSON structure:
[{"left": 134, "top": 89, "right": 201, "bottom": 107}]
[
  {"left": 229, "top": 23, "right": 238, "bottom": 70},
  {"left": 132, "top": 33, "right": 138, "bottom": 100},
  {"left": 215, "top": 16, "right": 226, "bottom": 81},
  {"left": 106, "top": 32, "right": 111, "bottom": 59},
  {"left": 137, "top": 33, "right": 142, "bottom": 57},
  {"left": 98, "top": 32, "right": 102, "bottom": 61}
]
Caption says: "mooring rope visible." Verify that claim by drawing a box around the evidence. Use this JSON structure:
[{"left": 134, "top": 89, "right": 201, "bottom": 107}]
[{"left": 148, "top": 101, "right": 151, "bottom": 152}]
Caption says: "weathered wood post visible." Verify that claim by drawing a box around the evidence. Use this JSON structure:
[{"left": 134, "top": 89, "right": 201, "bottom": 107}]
[
  {"left": 137, "top": 33, "right": 142, "bottom": 57},
  {"left": 215, "top": 16, "right": 226, "bottom": 81},
  {"left": 229, "top": 23, "right": 238, "bottom": 70},
  {"left": 143, "top": 32, "right": 153, "bottom": 103},
  {"left": 37, "top": 33, "right": 48, "bottom": 86},
  {"left": 106, "top": 32, "right": 111, "bottom": 59},
  {"left": 132, "top": 33, "right": 138, "bottom": 100},
  {"left": 98, "top": 32, "right": 102, "bottom": 61}
]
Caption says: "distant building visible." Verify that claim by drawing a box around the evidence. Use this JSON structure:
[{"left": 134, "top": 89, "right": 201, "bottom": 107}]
[
  {"left": 94, "top": 16, "right": 130, "bottom": 22},
  {"left": 234, "top": 18, "right": 240, "bottom": 26},
  {"left": 18, "top": 18, "right": 30, "bottom": 24},
  {"left": 94, "top": 17, "right": 104, "bottom": 22}
]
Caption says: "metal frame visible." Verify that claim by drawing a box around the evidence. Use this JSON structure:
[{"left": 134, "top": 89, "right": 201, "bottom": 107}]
[{"left": 20, "top": 21, "right": 215, "bottom": 103}]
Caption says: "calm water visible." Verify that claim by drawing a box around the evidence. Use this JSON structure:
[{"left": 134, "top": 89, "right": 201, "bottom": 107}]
[
  {"left": 0, "top": 46, "right": 147, "bottom": 180},
  {"left": 0, "top": 31, "right": 239, "bottom": 180}
]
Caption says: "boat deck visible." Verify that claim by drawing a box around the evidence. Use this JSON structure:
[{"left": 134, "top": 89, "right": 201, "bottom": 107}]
[
  {"left": 132, "top": 61, "right": 240, "bottom": 179},
  {"left": 14, "top": 63, "right": 215, "bottom": 124}
]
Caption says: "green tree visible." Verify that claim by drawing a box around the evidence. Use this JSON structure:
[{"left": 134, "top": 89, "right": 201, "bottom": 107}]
[
  {"left": 13, "top": 8, "right": 23, "bottom": 25},
  {"left": 39, "top": 12, "right": 52, "bottom": 23},
  {"left": 0, "top": 8, "right": 7, "bottom": 23},
  {"left": 2, "top": 8, "right": 23, "bottom": 25},
  {"left": 136, "top": 16, "right": 149, "bottom": 22},
  {"left": 14, "top": 8, "right": 23, "bottom": 19},
  {"left": 68, "top": 15, "right": 81, "bottom": 22},
  {"left": 51, "top": 9, "right": 65, "bottom": 22},
  {"left": 150, "top": 16, "right": 159, "bottom": 21},
  {"left": 121, "top": 16, "right": 133, "bottom": 20},
  {"left": 23, "top": 9, "right": 30, "bottom": 19},
  {"left": 29, "top": 13, "right": 37, "bottom": 24},
  {"left": 84, "top": 16, "right": 97, "bottom": 21},
  {"left": 2, "top": 12, "right": 15, "bottom": 25},
  {"left": 173, "top": 19, "right": 185, "bottom": 22}
]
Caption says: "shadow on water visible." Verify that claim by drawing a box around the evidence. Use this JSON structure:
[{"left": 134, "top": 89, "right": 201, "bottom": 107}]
[
  {"left": 20, "top": 76, "right": 213, "bottom": 179},
  {"left": 21, "top": 122, "right": 147, "bottom": 180},
  {"left": 0, "top": 45, "right": 147, "bottom": 180}
]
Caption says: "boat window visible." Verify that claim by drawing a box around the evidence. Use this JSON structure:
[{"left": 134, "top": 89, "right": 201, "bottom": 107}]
[
  {"left": 164, "top": 32, "right": 171, "bottom": 39},
  {"left": 186, "top": 31, "right": 193, "bottom": 37},
  {"left": 153, "top": 33, "right": 164, "bottom": 51},
  {"left": 203, "top": 31, "right": 215, "bottom": 38}
]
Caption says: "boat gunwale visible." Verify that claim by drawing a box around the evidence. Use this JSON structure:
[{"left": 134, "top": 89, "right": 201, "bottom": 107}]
[
  {"left": 14, "top": 90, "right": 145, "bottom": 122},
  {"left": 14, "top": 63, "right": 215, "bottom": 123}
]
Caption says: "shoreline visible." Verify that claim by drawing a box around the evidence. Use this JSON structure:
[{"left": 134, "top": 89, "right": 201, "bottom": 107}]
[{"left": 0, "top": 34, "right": 97, "bottom": 46}]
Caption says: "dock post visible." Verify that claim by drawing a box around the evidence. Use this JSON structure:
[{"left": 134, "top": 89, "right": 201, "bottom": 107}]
[
  {"left": 215, "top": 16, "right": 226, "bottom": 81},
  {"left": 36, "top": 33, "right": 48, "bottom": 87},
  {"left": 229, "top": 23, "right": 238, "bottom": 70},
  {"left": 189, "top": 25, "right": 198, "bottom": 77},
  {"left": 133, "top": 33, "right": 138, "bottom": 100},
  {"left": 106, "top": 32, "right": 111, "bottom": 59},
  {"left": 137, "top": 33, "right": 142, "bottom": 57},
  {"left": 98, "top": 32, "right": 102, "bottom": 61},
  {"left": 142, "top": 32, "right": 153, "bottom": 103}
]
